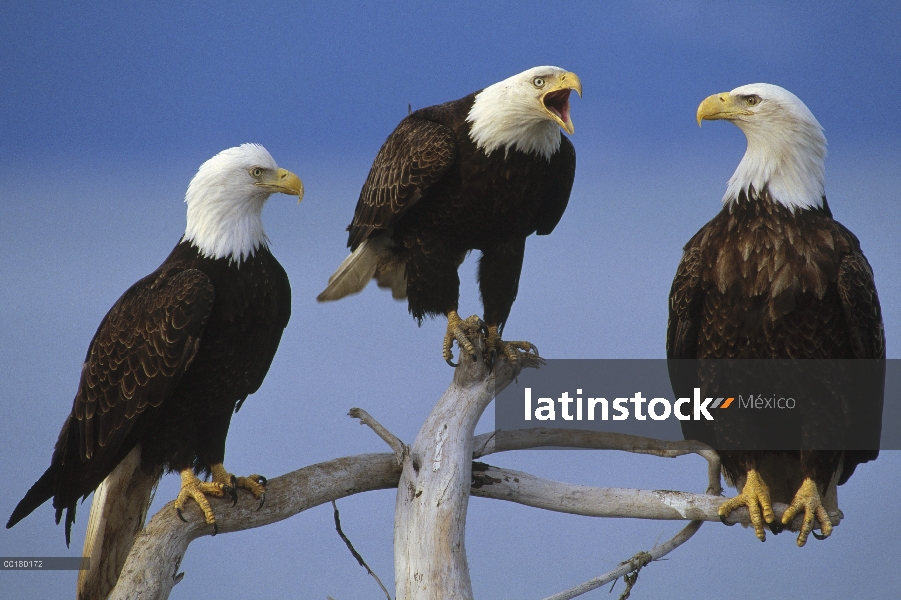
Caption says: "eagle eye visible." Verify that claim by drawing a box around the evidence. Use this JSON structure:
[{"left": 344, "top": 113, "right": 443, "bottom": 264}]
[
  {"left": 745, "top": 95, "right": 761, "bottom": 107},
  {"left": 532, "top": 77, "right": 545, "bottom": 88},
  {"left": 250, "top": 167, "right": 264, "bottom": 178}
]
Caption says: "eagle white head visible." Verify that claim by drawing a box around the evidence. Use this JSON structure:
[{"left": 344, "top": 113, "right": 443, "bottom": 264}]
[
  {"left": 183, "top": 144, "right": 303, "bottom": 263},
  {"left": 697, "top": 83, "right": 826, "bottom": 211},
  {"left": 467, "top": 66, "right": 582, "bottom": 160}
]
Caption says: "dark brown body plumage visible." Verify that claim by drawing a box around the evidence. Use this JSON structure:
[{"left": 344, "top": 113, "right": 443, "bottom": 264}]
[
  {"left": 667, "top": 188, "right": 884, "bottom": 501},
  {"left": 348, "top": 93, "right": 575, "bottom": 328},
  {"left": 8, "top": 240, "right": 290, "bottom": 543}
]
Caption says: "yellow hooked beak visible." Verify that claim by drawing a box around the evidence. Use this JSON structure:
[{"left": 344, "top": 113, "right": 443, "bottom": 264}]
[
  {"left": 256, "top": 168, "right": 304, "bottom": 203},
  {"left": 696, "top": 92, "right": 752, "bottom": 126},
  {"left": 542, "top": 71, "right": 582, "bottom": 135}
]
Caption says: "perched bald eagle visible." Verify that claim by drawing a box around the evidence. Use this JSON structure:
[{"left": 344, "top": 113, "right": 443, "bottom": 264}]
[
  {"left": 667, "top": 84, "right": 885, "bottom": 546},
  {"left": 318, "top": 66, "right": 580, "bottom": 366},
  {"left": 7, "top": 145, "right": 302, "bottom": 596}
]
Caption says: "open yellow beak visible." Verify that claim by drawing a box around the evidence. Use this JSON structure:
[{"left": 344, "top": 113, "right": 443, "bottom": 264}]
[{"left": 542, "top": 71, "right": 582, "bottom": 135}]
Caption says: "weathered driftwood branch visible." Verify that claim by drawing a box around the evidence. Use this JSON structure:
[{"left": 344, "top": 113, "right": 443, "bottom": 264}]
[
  {"left": 469, "top": 463, "right": 840, "bottom": 527},
  {"left": 106, "top": 360, "right": 834, "bottom": 600},
  {"left": 472, "top": 429, "right": 723, "bottom": 495},
  {"left": 107, "top": 454, "right": 402, "bottom": 600},
  {"left": 393, "top": 345, "right": 541, "bottom": 600},
  {"left": 473, "top": 428, "right": 709, "bottom": 458},
  {"left": 108, "top": 451, "right": 836, "bottom": 600}
]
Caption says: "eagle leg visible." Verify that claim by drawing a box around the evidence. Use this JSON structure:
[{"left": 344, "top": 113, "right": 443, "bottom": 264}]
[
  {"left": 443, "top": 310, "right": 484, "bottom": 367},
  {"left": 211, "top": 464, "right": 268, "bottom": 510},
  {"left": 718, "top": 469, "right": 775, "bottom": 541},
  {"left": 174, "top": 468, "right": 232, "bottom": 535},
  {"left": 485, "top": 325, "right": 539, "bottom": 371},
  {"left": 781, "top": 477, "right": 832, "bottom": 547}
]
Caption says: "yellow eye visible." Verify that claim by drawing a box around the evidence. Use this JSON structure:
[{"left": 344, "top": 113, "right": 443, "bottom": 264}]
[
  {"left": 532, "top": 77, "right": 545, "bottom": 88},
  {"left": 746, "top": 95, "right": 761, "bottom": 107},
  {"left": 250, "top": 167, "right": 263, "bottom": 178}
]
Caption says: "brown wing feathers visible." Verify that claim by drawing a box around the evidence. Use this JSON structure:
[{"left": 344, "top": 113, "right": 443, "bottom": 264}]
[
  {"left": 838, "top": 252, "right": 885, "bottom": 360},
  {"left": 6, "top": 268, "right": 214, "bottom": 541},
  {"left": 347, "top": 116, "right": 456, "bottom": 250},
  {"left": 76, "top": 269, "right": 214, "bottom": 460}
]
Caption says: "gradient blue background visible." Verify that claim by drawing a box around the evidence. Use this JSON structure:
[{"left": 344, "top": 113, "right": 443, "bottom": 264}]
[{"left": 2, "top": 2, "right": 899, "bottom": 598}]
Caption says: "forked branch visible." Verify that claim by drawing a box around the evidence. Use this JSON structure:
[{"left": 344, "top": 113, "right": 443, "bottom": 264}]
[{"left": 106, "top": 354, "right": 828, "bottom": 600}]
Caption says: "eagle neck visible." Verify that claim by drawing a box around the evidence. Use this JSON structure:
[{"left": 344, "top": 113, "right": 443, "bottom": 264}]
[
  {"left": 466, "top": 89, "right": 561, "bottom": 161},
  {"left": 183, "top": 187, "right": 270, "bottom": 266},
  {"left": 723, "top": 117, "right": 826, "bottom": 212}
]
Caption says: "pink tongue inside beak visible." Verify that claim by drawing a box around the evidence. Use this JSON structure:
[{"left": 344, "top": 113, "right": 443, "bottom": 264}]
[{"left": 544, "top": 89, "right": 572, "bottom": 125}]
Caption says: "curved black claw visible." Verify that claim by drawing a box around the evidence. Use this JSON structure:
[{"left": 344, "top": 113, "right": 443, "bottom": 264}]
[
  {"left": 212, "top": 521, "right": 218, "bottom": 536},
  {"left": 227, "top": 475, "right": 238, "bottom": 506},
  {"left": 446, "top": 357, "right": 459, "bottom": 368},
  {"left": 719, "top": 514, "right": 736, "bottom": 526},
  {"left": 768, "top": 521, "right": 784, "bottom": 535},
  {"left": 177, "top": 508, "right": 188, "bottom": 523},
  {"left": 812, "top": 529, "right": 828, "bottom": 540},
  {"left": 257, "top": 492, "right": 266, "bottom": 511},
  {"left": 257, "top": 475, "right": 267, "bottom": 487}
]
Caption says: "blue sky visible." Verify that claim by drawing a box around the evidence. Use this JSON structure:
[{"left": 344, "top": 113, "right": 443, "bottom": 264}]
[{"left": 1, "top": 2, "right": 899, "bottom": 598}]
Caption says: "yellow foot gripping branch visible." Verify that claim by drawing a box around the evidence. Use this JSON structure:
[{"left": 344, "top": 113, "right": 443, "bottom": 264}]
[
  {"left": 174, "top": 464, "right": 268, "bottom": 535},
  {"left": 174, "top": 468, "right": 229, "bottom": 535},
  {"left": 782, "top": 477, "right": 832, "bottom": 547},
  {"left": 485, "top": 325, "right": 539, "bottom": 370},
  {"left": 210, "top": 463, "right": 267, "bottom": 510},
  {"left": 442, "top": 310, "right": 487, "bottom": 367},
  {"left": 718, "top": 468, "right": 776, "bottom": 541}
]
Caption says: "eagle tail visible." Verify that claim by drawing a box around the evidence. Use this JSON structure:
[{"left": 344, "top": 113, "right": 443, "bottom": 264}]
[
  {"left": 6, "top": 463, "right": 59, "bottom": 531},
  {"left": 77, "top": 446, "right": 160, "bottom": 600},
  {"left": 317, "top": 239, "right": 407, "bottom": 301}
]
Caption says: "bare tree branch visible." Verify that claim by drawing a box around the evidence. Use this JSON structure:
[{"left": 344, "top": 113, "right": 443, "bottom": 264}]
[
  {"left": 107, "top": 454, "right": 402, "bottom": 600},
  {"left": 470, "top": 462, "right": 840, "bottom": 527},
  {"left": 349, "top": 407, "right": 407, "bottom": 465},
  {"left": 472, "top": 429, "right": 723, "bottom": 495},
  {"left": 541, "top": 521, "right": 703, "bottom": 600},
  {"left": 472, "top": 429, "right": 710, "bottom": 459},
  {"left": 393, "top": 347, "right": 538, "bottom": 600},
  {"left": 106, "top": 359, "right": 836, "bottom": 600},
  {"left": 331, "top": 500, "right": 392, "bottom": 600}
]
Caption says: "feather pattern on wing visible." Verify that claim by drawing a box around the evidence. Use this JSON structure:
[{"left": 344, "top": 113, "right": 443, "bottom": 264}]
[{"left": 347, "top": 116, "right": 457, "bottom": 250}]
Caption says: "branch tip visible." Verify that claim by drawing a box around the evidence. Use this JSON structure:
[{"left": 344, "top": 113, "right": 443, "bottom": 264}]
[{"left": 348, "top": 407, "right": 407, "bottom": 464}]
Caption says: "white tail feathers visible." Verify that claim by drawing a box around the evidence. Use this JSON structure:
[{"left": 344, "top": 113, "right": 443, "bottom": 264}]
[
  {"left": 77, "top": 446, "right": 160, "bottom": 600},
  {"left": 317, "top": 239, "right": 407, "bottom": 302}
]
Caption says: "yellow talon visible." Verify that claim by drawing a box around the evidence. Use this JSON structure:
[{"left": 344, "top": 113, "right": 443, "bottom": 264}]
[
  {"left": 442, "top": 310, "right": 484, "bottom": 366},
  {"left": 210, "top": 464, "right": 267, "bottom": 506},
  {"left": 174, "top": 468, "right": 227, "bottom": 532},
  {"left": 485, "top": 325, "right": 538, "bottom": 365},
  {"left": 442, "top": 314, "right": 540, "bottom": 368},
  {"left": 718, "top": 469, "right": 774, "bottom": 541},
  {"left": 781, "top": 477, "right": 832, "bottom": 547},
  {"left": 174, "top": 464, "right": 269, "bottom": 532}
]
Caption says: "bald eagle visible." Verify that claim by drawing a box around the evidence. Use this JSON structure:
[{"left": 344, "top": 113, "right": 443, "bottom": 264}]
[
  {"left": 317, "top": 66, "right": 581, "bottom": 366},
  {"left": 667, "top": 84, "right": 885, "bottom": 546},
  {"left": 7, "top": 145, "right": 303, "bottom": 584}
]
